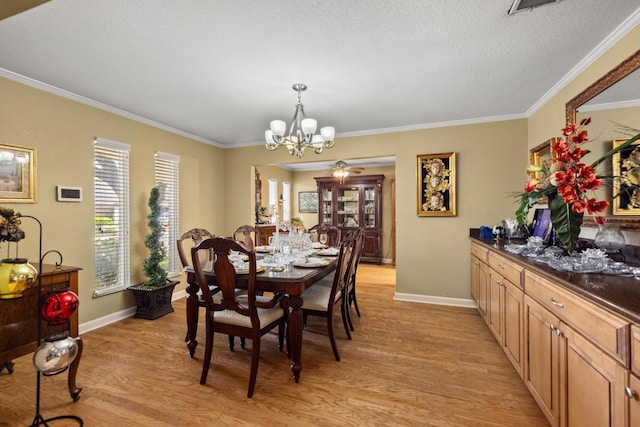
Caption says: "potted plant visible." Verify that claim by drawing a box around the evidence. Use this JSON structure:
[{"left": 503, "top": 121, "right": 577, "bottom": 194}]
[{"left": 128, "top": 187, "right": 178, "bottom": 319}]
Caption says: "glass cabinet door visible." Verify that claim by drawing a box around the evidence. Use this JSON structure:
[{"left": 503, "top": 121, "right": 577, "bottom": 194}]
[
  {"left": 320, "top": 188, "right": 333, "bottom": 225},
  {"left": 337, "top": 186, "right": 359, "bottom": 227},
  {"left": 363, "top": 185, "right": 376, "bottom": 228}
]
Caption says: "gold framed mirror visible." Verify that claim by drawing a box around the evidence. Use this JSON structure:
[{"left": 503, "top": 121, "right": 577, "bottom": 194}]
[
  {"left": 565, "top": 49, "right": 640, "bottom": 124},
  {"left": 567, "top": 49, "right": 640, "bottom": 228}
]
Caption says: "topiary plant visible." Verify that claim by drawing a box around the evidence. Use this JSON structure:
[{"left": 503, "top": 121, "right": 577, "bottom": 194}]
[{"left": 142, "top": 187, "right": 168, "bottom": 287}]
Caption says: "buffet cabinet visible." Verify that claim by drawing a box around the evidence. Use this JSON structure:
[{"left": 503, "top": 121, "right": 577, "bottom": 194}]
[
  {"left": 315, "top": 175, "right": 384, "bottom": 263},
  {"left": 470, "top": 241, "right": 639, "bottom": 427}
]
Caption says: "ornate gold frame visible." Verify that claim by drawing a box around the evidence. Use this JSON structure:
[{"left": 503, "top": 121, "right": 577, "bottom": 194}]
[
  {"left": 565, "top": 48, "right": 640, "bottom": 228},
  {"left": 611, "top": 138, "right": 640, "bottom": 215},
  {"left": 0, "top": 144, "right": 36, "bottom": 203},
  {"left": 529, "top": 138, "right": 557, "bottom": 204},
  {"left": 417, "top": 152, "right": 456, "bottom": 217}
]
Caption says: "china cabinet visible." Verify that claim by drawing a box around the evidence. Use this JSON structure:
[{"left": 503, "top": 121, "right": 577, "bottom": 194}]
[{"left": 315, "top": 175, "right": 384, "bottom": 263}]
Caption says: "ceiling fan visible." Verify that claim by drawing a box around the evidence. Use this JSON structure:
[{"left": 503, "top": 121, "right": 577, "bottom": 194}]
[{"left": 331, "top": 160, "right": 364, "bottom": 182}]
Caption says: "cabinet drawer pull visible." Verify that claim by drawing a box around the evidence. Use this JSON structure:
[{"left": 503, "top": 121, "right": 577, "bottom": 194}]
[
  {"left": 625, "top": 387, "right": 638, "bottom": 399},
  {"left": 549, "top": 298, "right": 564, "bottom": 308},
  {"left": 548, "top": 324, "right": 555, "bottom": 331},
  {"left": 498, "top": 264, "right": 505, "bottom": 270},
  {"left": 555, "top": 328, "right": 562, "bottom": 337}
]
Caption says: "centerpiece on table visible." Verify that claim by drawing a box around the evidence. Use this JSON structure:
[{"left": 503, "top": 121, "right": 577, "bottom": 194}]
[{"left": 515, "top": 118, "right": 640, "bottom": 254}]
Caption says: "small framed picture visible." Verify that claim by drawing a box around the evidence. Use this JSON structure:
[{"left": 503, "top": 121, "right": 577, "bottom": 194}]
[
  {"left": 612, "top": 137, "right": 640, "bottom": 215},
  {"left": 298, "top": 191, "right": 318, "bottom": 213},
  {"left": 417, "top": 152, "right": 456, "bottom": 216},
  {"left": 529, "top": 138, "right": 556, "bottom": 204},
  {"left": 0, "top": 144, "right": 36, "bottom": 203}
]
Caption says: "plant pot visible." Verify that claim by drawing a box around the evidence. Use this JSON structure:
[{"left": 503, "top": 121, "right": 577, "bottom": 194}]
[{"left": 127, "top": 280, "right": 179, "bottom": 320}]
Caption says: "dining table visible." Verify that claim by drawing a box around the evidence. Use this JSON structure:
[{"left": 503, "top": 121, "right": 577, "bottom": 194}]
[{"left": 183, "top": 253, "right": 337, "bottom": 383}]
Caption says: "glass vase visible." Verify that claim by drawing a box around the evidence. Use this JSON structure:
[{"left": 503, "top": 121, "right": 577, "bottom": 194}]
[{"left": 594, "top": 222, "right": 626, "bottom": 252}]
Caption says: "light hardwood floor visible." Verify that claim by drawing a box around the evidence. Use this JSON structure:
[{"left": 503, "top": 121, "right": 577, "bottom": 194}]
[{"left": 0, "top": 264, "right": 547, "bottom": 426}]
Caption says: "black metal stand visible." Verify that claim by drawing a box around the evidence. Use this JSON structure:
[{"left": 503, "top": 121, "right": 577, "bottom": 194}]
[{"left": 19, "top": 215, "right": 83, "bottom": 427}]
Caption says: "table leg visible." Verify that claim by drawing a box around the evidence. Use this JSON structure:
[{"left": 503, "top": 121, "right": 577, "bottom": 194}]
[
  {"left": 68, "top": 337, "right": 83, "bottom": 402},
  {"left": 288, "top": 295, "right": 303, "bottom": 383},
  {"left": 185, "top": 276, "right": 200, "bottom": 357}
]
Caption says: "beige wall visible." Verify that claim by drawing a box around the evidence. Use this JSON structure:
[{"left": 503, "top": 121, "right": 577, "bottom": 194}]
[
  {"left": 1, "top": 20, "right": 637, "bottom": 326},
  {"left": 224, "top": 120, "right": 528, "bottom": 299},
  {"left": 528, "top": 24, "right": 640, "bottom": 147},
  {"left": 0, "top": 77, "right": 223, "bottom": 324}
]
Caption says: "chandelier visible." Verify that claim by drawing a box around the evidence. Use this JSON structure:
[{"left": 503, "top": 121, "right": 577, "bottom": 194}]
[{"left": 264, "top": 83, "right": 336, "bottom": 158}]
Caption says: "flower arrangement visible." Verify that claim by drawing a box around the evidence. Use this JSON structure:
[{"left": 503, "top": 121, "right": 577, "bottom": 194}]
[
  {"left": 516, "top": 119, "right": 640, "bottom": 253},
  {"left": 289, "top": 217, "right": 305, "bottom": 231},
  {"left": 0, "top": 207, "right": 25, "bottom": 242}
]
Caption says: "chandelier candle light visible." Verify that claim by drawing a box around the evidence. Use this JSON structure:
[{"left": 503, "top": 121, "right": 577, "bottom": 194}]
[{"left": 265, "top": 83, "right": 336, "bottom": 158}]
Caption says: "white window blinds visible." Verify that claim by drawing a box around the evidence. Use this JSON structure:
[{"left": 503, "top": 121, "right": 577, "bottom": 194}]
[
  {"left": 268, "top": 178, "right": 278, "bottom": 212},
  {"left": 93, "top": 138, "right": 131, "bottom": 296},
  {"left": 282, "top": 181, "right": 291, "bottom": 221},
  {"left": 154, "top": 151, "right": 180, "bottom": 276}
]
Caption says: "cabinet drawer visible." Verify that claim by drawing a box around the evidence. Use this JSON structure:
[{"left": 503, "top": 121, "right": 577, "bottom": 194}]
[
  {"left": 633, "top": 324, "right": 640, "bottom": 376},
  {"left": 488, "top": 251, "right": 523, "bottom": 288},
  {"left": 525, "top": 270, "right": 629, "bottom": 366},
  {"left": 470, "top": 242, "right": 488, "bottom": 264}
]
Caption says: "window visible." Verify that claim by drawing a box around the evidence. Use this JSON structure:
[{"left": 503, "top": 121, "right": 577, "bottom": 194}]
[
  {"left": 268, "top": 178, "right": 278, "bottom": 215},
  {"left": 155, "top": 151, "right": 180, "bottom": 276},
  {"left": 282, "top": 181, "right": 291, "bottom": 221},
  {"left": 93, "top": 138, "right": 131, "bottom": 296}
]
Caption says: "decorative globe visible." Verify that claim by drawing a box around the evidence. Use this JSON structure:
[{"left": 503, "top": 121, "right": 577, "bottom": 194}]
[
  {"left": 33, "top": 336, "right": 79, "bottom": 376},
  {"left": 0, "top": 258, "right": 37, "bottom": 299},
  {"left": 41, "top": 290, "right": 79, "bottom": 324}
]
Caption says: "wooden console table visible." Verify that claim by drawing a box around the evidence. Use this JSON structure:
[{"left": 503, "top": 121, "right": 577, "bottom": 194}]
[{"left": 0, "top": 264, "right": 83, "bottom": 402}]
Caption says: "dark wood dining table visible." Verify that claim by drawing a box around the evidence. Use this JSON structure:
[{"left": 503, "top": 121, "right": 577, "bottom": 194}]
[{"left": 183, "top": 257, "right": 337, "bottom": 383}]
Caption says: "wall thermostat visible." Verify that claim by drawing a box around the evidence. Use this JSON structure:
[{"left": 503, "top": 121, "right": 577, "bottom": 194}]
[{"left": 56, "top": 186, "right": 83, "bottom": 202}]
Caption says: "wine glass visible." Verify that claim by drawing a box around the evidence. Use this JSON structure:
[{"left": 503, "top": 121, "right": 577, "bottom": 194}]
[
  {"left": 268, "top": 235, "right": 276, "bottom": 247},
  {"left": 319, "top": 233, "right": 328, "bottom": 247}
]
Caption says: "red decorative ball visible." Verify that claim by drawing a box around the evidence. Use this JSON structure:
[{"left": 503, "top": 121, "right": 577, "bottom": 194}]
[{"left": 41, "top": 290, "right": 79, "bottom": 324}]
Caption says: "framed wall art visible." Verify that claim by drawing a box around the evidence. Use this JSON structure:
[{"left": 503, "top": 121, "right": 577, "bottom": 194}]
[
  {"left": 417, "top": 152, "right": 455, "bottom": 216},
  {"left": 612, "top": 137, "right": 640, "bottom": 215},
  {"left": 529, "top": 137, "right": 556, "bottom": 204},
  {"left": 298, "top": 191, "right": 318, "bottom": 213},
  {"left": 0, "top": 144, "right": 36, "bottom": 203}
]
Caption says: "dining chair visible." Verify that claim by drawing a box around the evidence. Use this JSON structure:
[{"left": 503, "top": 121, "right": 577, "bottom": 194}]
[
  {"left": 308, "top": 223, "right": 341, "bottom": 247},
  {"left": 344, "top": 227, "right": 365, "bottom": 331},
  {"left": 191, "top": 237, "right": 287, "bottom": 398},
  {"left": 178, "top": 228, "right": 244, "bottom": 351},
  {"left": 177, "top": 228, "right": 216, "bottom": 342},
  {"left": 233, "top": 225, "right": 260, "bottom": 251},
  {"left": 300, "top": 231, "right": 356, "bottom": 361}
]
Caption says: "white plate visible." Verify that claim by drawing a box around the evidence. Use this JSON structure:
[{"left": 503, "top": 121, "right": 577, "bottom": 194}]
[
  {"left": 292, "top": 260, "right": 330, "bottom": 268},
  {"left": 254, "top": 246, "right": 274, "bottom": 253},
  {"left": 235, "top": 265, "right": 266, "bottom": 274},
  {"left": 317, "top": 248, "right": 339, "bottom": 256}
]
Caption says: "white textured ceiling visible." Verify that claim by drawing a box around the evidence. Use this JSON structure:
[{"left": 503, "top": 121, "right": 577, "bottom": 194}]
[{"left": 1, "top": 0, "right": 639, "bottom": 149}]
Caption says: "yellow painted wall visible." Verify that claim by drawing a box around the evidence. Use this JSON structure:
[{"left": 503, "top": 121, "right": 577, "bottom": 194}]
[
  {"left": 0, "top": 77, "right": 223, "bottom": 324},
  {"left": 528, "top": 24, "right": 640, "bottom": 146},
  {"left": 224, "top": 120, "right": 529, "bottom": 299},
  {"left": 1, "top": 19, "right": 637, "bottom": 324}
]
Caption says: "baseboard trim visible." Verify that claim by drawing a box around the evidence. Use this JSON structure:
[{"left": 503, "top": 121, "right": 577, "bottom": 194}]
[
  {"left": 393, "top": 292, "right": 476, "bottom": 308},
  {"left": 79, "top": 289, "right": 188, "bottom": 334}
]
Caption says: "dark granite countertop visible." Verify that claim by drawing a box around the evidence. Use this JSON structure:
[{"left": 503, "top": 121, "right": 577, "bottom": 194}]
[{"left": 469, "top": 231, "right": 640, "bottom": 325}]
